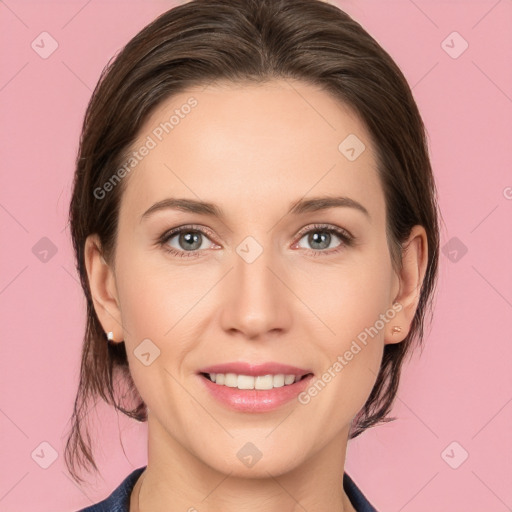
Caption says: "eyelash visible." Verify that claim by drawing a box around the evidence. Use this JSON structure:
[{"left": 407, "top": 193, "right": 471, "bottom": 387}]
[{"left": 157, "top": 223, "right": 354, "bottom": 259}]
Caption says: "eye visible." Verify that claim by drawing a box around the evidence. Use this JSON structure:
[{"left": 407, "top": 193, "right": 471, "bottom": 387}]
[
  {"left": 158, "top": 225, "right": 218, "bottom": 258},
  {"left": 293, "top": 223, "right": 354, "bottom": 256},
  {"left": 158, "top": 223, "right": 354, "bottom": 259}
]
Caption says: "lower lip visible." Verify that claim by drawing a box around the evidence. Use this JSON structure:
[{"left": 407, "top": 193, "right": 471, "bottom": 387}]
[{"left": 198, "top": 373, "right": 314, "bottom": 412}]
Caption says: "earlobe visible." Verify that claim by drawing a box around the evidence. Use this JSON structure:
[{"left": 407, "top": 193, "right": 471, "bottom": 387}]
[
  {"left": 385, "top": 225, "right": 428, "bottom": 345},
  {"left": 84, "top": 234, "right": 123, "bottom": 343}
]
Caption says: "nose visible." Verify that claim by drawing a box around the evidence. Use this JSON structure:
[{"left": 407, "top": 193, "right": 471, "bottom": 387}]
[{"left": 219, "top": 244, "right": 292, "bottom": 340}]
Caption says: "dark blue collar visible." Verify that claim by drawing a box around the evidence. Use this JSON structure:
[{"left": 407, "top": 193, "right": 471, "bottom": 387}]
[{"left": 78, "top": 465, "right": 377, "bottom": 511}]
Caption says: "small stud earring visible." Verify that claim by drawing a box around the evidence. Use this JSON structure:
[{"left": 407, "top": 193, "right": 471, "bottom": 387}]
[
  {"left": 107, "top": 331, "right": 114, "bottom": 341},
  {"left": 391, "top": 326, "right": 402, "bottom": 334}
]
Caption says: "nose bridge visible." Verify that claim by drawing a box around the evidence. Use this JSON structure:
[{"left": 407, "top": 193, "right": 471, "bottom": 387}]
[
  {"left": 220, "top": 236, "right": 291, "bottom": 338},
  {"left": 235, "top": 243, "right": 274, "bottom": 297}
]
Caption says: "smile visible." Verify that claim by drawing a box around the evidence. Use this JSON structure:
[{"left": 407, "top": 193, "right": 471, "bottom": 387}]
[
  {"left": 201, "top": 372, "right": 311, "bottom": 390},
  {"left": 198, "top": 370, "right": 315, "bottom": 413}
]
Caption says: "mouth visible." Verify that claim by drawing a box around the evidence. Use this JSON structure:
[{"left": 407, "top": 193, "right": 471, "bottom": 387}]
[
  {"left": 199, "top": 372, "right": 313, "bottom": 390},
  {"left": 196, "top": 363, "right": 315, "bottom": 412}
]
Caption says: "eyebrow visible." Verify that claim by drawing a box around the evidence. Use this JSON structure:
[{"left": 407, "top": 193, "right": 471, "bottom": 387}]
[{"left": 140, "top": 195, "right": 370, "bottom": 222}]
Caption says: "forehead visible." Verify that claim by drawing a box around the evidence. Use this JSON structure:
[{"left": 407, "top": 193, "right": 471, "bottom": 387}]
[{"left": 119, "top": 79, "right": 384, "bottom": 222}]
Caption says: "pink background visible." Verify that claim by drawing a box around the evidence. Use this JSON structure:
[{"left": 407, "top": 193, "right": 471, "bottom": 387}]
[{"left": 1, "top": 0, "right": 511, "bottom": 511}]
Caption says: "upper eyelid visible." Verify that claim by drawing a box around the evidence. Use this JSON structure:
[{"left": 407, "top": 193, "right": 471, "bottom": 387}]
[
  {"left": 163, "top": 224, "right": 217, "bottom": 242},
  {"left": 295, "top": 223, "right": 352, "bottom": 238}
]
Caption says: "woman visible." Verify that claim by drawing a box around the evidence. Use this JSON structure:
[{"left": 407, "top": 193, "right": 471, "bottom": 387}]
[{"left": 65, "top": 0, "right": 440, "bottom": 510}]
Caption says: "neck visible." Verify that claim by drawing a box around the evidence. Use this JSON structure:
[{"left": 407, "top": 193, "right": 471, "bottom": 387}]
[{"left": 131, "top": 414, "right": 357, "bottom": 512}]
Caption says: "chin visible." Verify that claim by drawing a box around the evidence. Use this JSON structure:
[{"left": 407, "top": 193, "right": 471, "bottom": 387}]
[{"left": 200, "top": 446, "right": 304, "bottom": 479}]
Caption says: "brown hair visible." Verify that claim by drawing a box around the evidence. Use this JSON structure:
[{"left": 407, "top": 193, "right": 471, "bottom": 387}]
[{"left": 65, "top": 0, "right": 440, "bottom": 483}]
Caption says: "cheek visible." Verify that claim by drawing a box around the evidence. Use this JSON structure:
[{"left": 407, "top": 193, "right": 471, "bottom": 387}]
[
  {"left": 112, "top": 251, "right": 199, "bottom": 417},
  {"left": 313, "top": 251, "right": 394, "bottom": 342},
  {"left": 307, "top": 245, "right": 392, "bottom": 401},
  {"left": 113, "top": 247, "right": 217, "bottom": 402},
  {"left": 306, "top": 288, "right": 386, "bottom": 429},
  {"left": 115, "top": 247, "right": 211, "bottom": 339}
]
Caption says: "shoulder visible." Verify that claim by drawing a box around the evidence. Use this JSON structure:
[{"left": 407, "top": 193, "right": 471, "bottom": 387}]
[
  {"left": 343, "top": 472, "right": 379, "bottom": 512},
  {"left": 76, "top": 466, "right": 146, "bottom": 512}
]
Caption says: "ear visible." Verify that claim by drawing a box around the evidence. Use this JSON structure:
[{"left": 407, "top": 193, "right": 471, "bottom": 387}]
[
  {"left": 385, "top": 225, "right": 428, "bottom": 345},
  {"left": 84, "top": 234, "right": 123, "bottom": 343}
]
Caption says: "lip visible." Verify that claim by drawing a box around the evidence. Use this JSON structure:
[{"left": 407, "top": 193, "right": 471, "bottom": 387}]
[
  {"left": 198, "top": 362, "right": 312, "bottom": 377},
  {"left": 197, "top": 362, "right": 314, "bottom": 413}
]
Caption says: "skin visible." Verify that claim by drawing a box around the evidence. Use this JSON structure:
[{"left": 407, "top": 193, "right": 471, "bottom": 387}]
[{"left": 85, "top": 79, "right": 428, "bottom": 512}]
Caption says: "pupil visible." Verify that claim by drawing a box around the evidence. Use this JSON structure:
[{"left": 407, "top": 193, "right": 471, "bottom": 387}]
[
  {"left": 310, "top": 231, "right": 330, "bottom": 250},
  {"left": 181, "top": 232, "right": 201, "bottom": 250}
]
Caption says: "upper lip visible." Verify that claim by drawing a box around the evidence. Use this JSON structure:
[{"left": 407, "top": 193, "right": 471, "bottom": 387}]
[{"left": 198, "top": 362, "right": 313, "bottom": 377}]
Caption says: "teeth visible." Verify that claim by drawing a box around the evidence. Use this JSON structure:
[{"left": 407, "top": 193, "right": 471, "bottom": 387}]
[
  {"left": 206, "top": 373, "right": 303, "bottom": 390},
  {"left": 284, "top": 374, "right": 295, "bottom": 385}
]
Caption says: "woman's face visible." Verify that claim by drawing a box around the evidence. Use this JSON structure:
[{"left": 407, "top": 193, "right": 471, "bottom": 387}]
[{"left": 88, "top": 79, "right": 424, "bottom": 477}]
